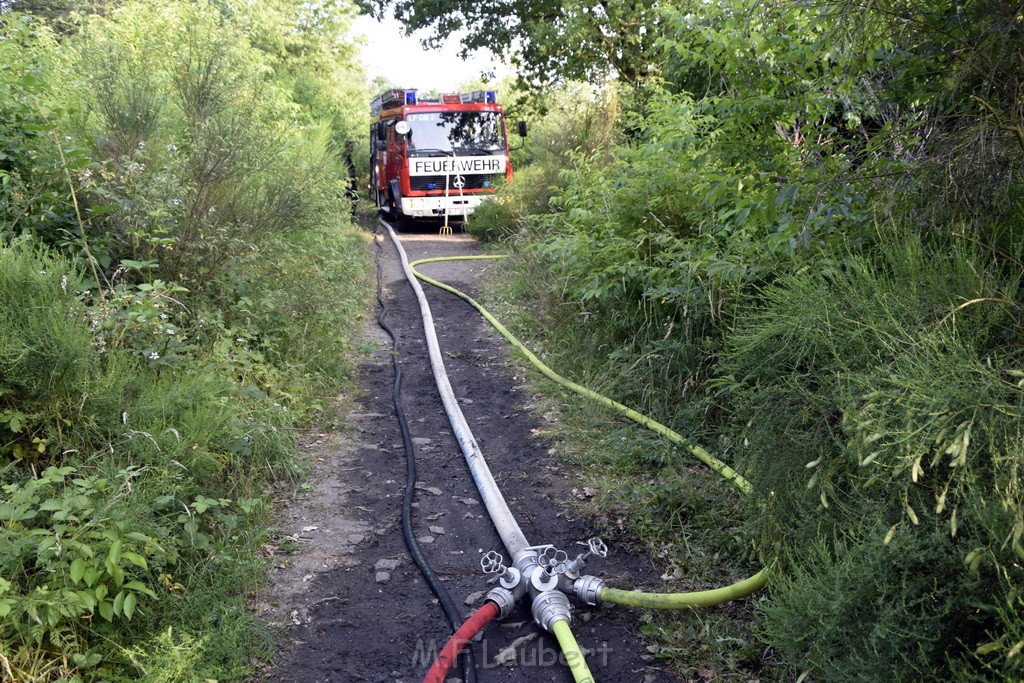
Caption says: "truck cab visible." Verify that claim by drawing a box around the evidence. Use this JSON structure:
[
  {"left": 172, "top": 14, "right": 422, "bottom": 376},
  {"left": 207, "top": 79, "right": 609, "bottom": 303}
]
[{"left": 370, "top": 89, "right": 518, "bottom": 228}]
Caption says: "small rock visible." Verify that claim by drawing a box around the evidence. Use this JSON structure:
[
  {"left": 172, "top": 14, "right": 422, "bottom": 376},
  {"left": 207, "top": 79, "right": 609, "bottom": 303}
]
[
  {"left": 375, "top": 559, "right": 400, "bottom": 571},
  {"left": 415, "top": 484, "right": 443, "bottom": 496},
  {"left": 429, "top": 525, "right": 445, "bottom": 535},
  {"left": 301, "top": 525, "right": 319, "bottom": 532},
  {"left": 417, "top": 535, "right": 435, "bottom": 544},
  {"left": 464, "top": 590, "right": 486, "bottom": 605},
  {"left": 458, "top": 497, "right": 480, "bottom": 506},
  {"left": 412, "top": 437, "right": 432, "bottom": 446},
  {"left": 463, "top": 512, "right": 475, "bottom": 520},
  {"left": 376, "top": 571, "right": 391, "bottom": 583},
  {"left": 348, "top": 533, "right": 365, "bottom": 544},
  {"left": 494, "top": 633, "right": 538, "bottom": 666}
]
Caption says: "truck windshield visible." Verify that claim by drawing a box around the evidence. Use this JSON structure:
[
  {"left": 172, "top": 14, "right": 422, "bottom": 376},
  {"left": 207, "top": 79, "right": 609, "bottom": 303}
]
[{"left": 405, "top": 112, "right": 505, "bottom": 156}]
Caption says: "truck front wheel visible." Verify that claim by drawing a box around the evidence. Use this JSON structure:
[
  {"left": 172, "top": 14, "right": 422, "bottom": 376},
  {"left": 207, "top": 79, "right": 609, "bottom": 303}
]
[{"left": 386, "top": 192, "right": 413, "bottom": 231}]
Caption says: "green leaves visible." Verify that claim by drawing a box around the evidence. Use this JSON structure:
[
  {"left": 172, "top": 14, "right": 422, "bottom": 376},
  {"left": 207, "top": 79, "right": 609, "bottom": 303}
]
[
  {"left": 69, "top": 557, "right": 86, "bottom": 584},
  {"left": 107, "top": 538, "right": 123, "bottom": 568},
  {"left": 374, "top": 0, "right": 660, "bottom": 90},
  {"left": 0, "top": 465, "right": 166, "bottom": 641},
  {"left": 123, "top": 580, "right": 157, "bottom": 598},
  {"left": 0, "top": 410, "right": 29, "bottom": 433},
  {"left": 122, "top": 591, "right": 137, "bottom": 620},
  {"left": 98, "top": 598, "right": 114, "bottom": 622}
]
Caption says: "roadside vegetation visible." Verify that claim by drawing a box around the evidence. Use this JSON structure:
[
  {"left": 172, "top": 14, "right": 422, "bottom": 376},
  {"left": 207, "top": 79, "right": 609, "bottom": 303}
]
[
  {"left": 1, "top": 1, "right": 370, "bottom": 680},
  {"left": 460, "top": 1, "right": 1024, "bottom": 679},
  {"left": 6, "top": 0, "right": 1023, "bottom": 680}
]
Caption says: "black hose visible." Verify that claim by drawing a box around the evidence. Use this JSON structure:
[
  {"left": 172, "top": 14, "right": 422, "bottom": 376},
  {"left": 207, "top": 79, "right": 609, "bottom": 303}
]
[{"left": 373, "top": 226, "right": 478, "bottom": 683}]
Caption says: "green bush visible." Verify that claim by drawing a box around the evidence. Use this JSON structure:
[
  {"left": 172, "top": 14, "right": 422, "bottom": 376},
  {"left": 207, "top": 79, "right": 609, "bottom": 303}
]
[
  {"left": 1, "top": 1, "right": 370, "bottom": 679},
  {"left": 473, "top": 1, "right": 1024, "bottom": 679},
  {"left": 0, "top": 239, "right": 299, "bottom": 678},
  {"left": 0, "top": 243, "right": 96, "bottom": 468},
  {"left": 0, "top": 243, "right": 94, "bottom": 404},
  {"left": 0, "top": 465, "right": 165, "bottom": 646},
  {"left": 469, "top": 83, "right": 621, "bottom": 245},
  {"left": 721, "top": 230, "right": 1024, "bottom": 678},
  {"left": 760, "top": 523, "right": 978, "bottom": 682},
  {"left": 202, "top": 216, "right": 370, "bottom": 407}
]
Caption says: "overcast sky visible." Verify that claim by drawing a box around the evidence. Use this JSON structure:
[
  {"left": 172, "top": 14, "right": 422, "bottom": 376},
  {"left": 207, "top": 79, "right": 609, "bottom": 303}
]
[{"left": 353, "top": 14, "right": 510, "bottom": 94}]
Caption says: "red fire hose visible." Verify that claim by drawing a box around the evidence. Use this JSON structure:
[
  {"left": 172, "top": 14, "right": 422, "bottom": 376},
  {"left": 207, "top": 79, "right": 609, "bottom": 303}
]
[{"left": 423, "top": 601, "right": 500, "bottom": 683}]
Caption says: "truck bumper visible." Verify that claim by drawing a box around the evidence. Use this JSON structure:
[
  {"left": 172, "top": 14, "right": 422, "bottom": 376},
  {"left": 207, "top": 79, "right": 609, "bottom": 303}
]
[{"left": 400, "top": 195, "right": 486, "bottom": 218}]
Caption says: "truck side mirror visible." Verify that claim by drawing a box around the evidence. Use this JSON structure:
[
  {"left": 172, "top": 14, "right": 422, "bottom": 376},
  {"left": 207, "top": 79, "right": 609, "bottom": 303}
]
[{"left": 517, "top": 121, "right": 527, "bottom": 137}]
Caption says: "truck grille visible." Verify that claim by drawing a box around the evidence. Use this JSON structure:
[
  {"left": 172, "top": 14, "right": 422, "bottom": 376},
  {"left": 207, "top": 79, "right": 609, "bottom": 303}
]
[{"left": 409, "top": 174, "right": 501, "bottom": 192}]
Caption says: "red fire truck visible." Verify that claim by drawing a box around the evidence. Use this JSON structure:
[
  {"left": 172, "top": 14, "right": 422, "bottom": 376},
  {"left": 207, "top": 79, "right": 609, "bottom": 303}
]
[{"left": 370, "top": 88, "right": 523, "bottom": 228}]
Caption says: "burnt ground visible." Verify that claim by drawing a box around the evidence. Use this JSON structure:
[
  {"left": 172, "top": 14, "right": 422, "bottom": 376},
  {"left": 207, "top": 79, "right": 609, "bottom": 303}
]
[{"left": 258, "top": 219, "right": 680, "bottom": 683}]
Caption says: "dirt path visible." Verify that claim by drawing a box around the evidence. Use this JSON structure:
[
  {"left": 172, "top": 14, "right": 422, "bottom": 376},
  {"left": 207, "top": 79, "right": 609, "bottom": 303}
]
[{"left": 259, "top": 221, "right": 678, "bottom": 682}]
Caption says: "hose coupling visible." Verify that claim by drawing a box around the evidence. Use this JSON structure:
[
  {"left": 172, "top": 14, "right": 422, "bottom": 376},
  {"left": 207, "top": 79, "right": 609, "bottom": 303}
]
[
  {"left": 573, "top": 575, "right": 606, "bottom": 606},
  {"left": 485, "top": 586, "right": 517, "bottom": 620},
  {"left": 531, "top": 589, "right": 573, "bottom": 632}
]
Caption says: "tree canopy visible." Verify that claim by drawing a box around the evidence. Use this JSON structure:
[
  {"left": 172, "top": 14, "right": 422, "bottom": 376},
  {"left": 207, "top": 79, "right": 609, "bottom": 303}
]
[{"left": 367, "top": 0, "right": 659, "bottom": 88}]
